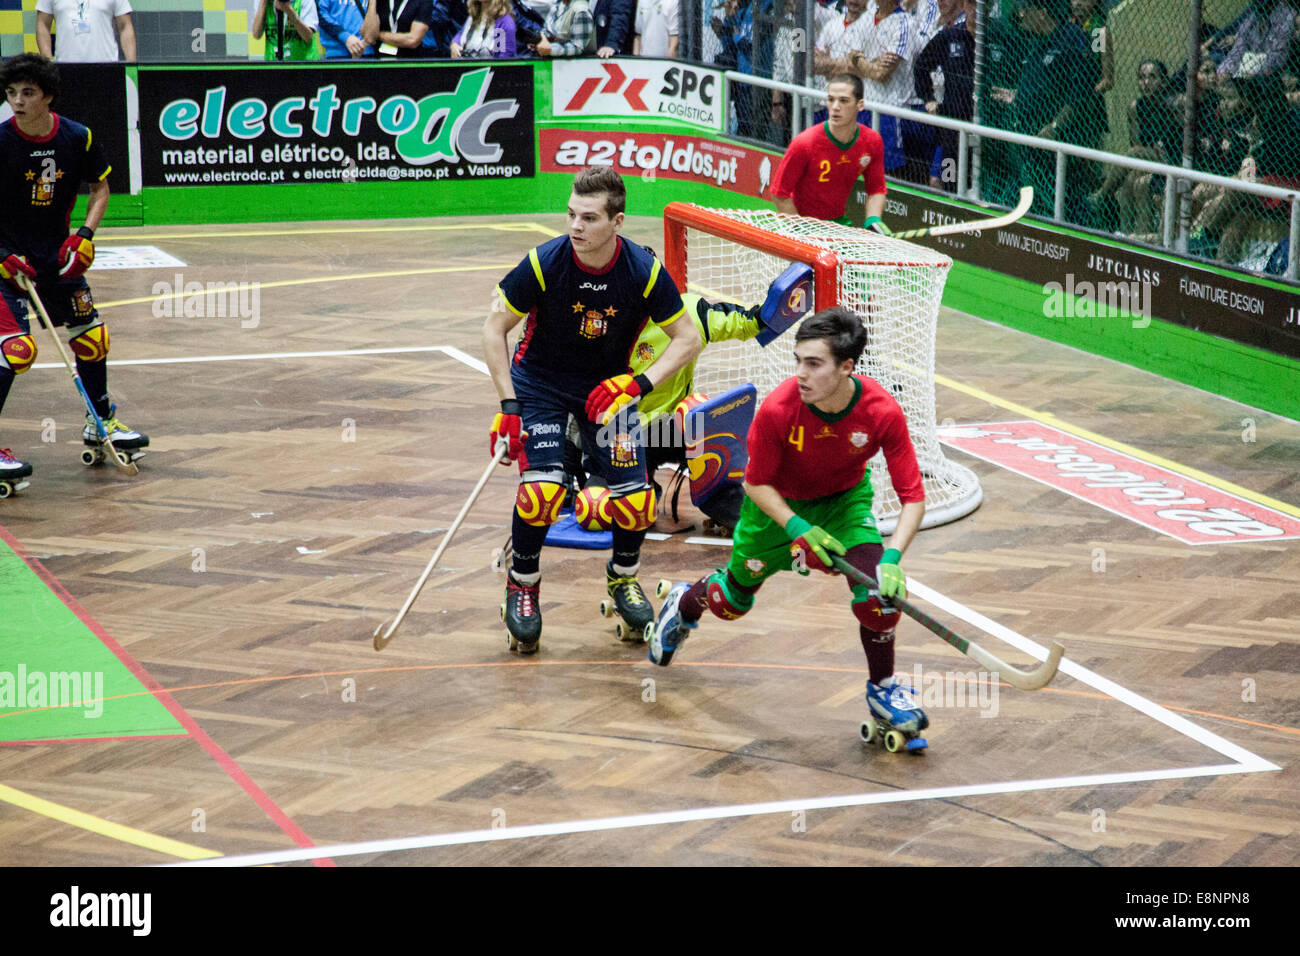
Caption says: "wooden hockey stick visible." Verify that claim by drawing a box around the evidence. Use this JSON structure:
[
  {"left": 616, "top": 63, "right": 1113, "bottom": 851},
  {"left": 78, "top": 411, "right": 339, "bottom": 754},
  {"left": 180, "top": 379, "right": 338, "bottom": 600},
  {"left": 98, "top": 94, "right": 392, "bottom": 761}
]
[
  {"left": 17, "top": 274, "right": 138, "bottom": 477},
  {"left": 373, "top": 443, "right": 508, "bottom": 651},
  {"left": 890, "top": 186, "right": 1034, "bottom": 240},
  {"left": 830, "top": 555, "right": 1064, "bottom": 691}
]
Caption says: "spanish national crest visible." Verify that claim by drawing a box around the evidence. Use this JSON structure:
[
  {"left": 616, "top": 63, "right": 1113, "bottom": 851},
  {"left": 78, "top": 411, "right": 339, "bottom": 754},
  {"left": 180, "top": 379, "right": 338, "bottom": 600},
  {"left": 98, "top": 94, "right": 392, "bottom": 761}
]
[
  {"left": 579, "top": 309, "right": 608, "bottom": 339},
  {"left": 636, "top": 341, "right": 654, "bottom": 363}
]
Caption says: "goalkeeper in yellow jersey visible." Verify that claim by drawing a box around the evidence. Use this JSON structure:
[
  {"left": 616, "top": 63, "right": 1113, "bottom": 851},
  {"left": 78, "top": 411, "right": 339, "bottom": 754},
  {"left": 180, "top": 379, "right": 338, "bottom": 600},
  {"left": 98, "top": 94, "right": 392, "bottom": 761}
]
[{"left": 571, "top": 262, "right": 813, "bottom": 535}]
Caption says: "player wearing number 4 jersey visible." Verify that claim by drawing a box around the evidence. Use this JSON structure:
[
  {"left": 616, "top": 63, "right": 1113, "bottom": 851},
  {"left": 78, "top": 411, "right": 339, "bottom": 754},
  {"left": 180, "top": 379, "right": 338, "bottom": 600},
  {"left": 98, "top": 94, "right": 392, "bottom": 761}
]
[
  {"left": 0, "top": 54, "right": 148, "bottom": 496},
  {"left": 650, "top": 306, "right": 931, "bottom": 747},
  {"left": 483, "top": 166, "right": 701, "bottom": 653},
  {"left": 771, "top": 74, "right": 891, "bottom": 233}
]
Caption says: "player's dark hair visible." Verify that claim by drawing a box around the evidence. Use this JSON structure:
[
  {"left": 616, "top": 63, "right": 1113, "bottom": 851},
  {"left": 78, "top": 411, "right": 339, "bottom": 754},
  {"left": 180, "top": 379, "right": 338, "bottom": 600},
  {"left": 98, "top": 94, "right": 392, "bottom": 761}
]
[
  {"left": 1, "top": 53, "right": 59, "bottom": 103},
  {"left": 827, "top": 73, "right": 864, "bottom": 102},
  {"left": 574, "top": 166, "right": 626, "bottom": 219},
  {"left": 795, "top": 306, "right": 868, "bottom": 366}
]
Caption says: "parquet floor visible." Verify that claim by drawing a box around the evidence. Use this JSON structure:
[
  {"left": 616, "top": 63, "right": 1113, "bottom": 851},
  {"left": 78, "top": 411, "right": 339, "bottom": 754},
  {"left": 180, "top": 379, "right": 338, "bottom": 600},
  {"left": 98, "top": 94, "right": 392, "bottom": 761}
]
[{"left": 0, "top": 213, "right": 1295, "bottom": 867}]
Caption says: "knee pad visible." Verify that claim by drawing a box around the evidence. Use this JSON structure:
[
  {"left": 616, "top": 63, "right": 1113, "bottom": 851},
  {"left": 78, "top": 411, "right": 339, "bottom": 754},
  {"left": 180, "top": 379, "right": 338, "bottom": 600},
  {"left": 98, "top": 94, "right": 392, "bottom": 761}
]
[
  {"left": 1, "top": 333, "right": 37, "bottom": 374},
  {"left": 607, "top": 486, "right": 656, "bottom": 531},
  {"left": 706, "top": 570, "right": 756, "bottom": 621},
  {"left": 574, "top": 485, "right": 613, "bottom": 531},
  {"left": 515, "top": 479, "right": 567, "bottom": 527},
  {"left": 853, "top": 591, "right": 900, "bottom": 634},
  {"left": 69, "top": 322, "right": 109, "bottom": 363}
]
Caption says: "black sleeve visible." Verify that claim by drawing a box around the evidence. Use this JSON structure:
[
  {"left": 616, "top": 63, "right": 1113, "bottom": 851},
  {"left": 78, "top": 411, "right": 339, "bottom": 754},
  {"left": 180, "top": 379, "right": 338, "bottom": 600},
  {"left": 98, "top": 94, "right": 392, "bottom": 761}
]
[
  {"left": 605, "top": 0, "right": 635, "bottom": 51},
  {"left": 913, "top": 33, "right": 942, "bottom": 103}
]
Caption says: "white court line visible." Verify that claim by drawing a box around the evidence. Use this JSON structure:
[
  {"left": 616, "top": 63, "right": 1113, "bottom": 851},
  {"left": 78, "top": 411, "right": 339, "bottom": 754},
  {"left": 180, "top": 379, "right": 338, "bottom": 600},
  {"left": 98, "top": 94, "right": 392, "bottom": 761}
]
[
  {"left": 174, "top": 581, "right": 1279, "bottom": 867},
  {"left": 170, "top": 763, "right": 1256, "bottom": 867},
  {"left": 31, "top": 345, "right": 489, "bottom": 375}
]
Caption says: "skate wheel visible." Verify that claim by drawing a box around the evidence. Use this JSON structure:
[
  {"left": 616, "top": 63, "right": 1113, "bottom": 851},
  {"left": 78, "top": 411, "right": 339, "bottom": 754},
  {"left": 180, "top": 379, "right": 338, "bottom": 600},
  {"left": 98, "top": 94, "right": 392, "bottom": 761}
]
[
  {"left": 859, "top": 718, "right": 876, "bottom": 744},
  {"left": 884, "top": 730, "right": 906, "bottom": 753},
  {"left": 615, "top": 621, "right": 628, "bottom": 641},
  {"left": 600, "top": 599, "right": 615, "bottom": 618},
  {"left": 642, "top": 621, "right": 655, "bottom": 643},
  {"left": 81, "top": 449, "right": 98, "bottom": 466},
  {"left": 655, "top": 579, "right": 672, "bottom": 599},
  {"left": 0, "top": 482, "right": 11, "bottom": 500},
  {"left": 114, "top": 451, "right": 132, "bottom": 468},
  {"left": 499, "top": 603, "right": 507, "bottom": 622}
]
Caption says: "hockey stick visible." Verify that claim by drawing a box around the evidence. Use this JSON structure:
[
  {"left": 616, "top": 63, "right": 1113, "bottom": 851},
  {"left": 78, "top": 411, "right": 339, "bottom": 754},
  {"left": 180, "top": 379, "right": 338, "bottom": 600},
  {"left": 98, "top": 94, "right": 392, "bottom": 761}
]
[
  {"left": 16, "top": 274, "right": 139, "bottom": 477},
  {"left": 373, "top": 443, "right": 508, "bottom": 651},
  {"left": 830, "top": 555, "right": 1063, "bottom": 691},
  {"left": 890, "top": 186, "right": 1034, "bottom": 240}
]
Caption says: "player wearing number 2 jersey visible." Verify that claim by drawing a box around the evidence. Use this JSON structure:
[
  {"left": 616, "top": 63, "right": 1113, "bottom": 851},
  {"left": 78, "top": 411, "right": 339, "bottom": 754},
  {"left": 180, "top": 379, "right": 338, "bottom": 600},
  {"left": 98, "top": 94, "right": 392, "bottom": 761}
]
[
  {"left": 770, "top": 74, "right": 889, "bottom": 230},
  {"left": 649, "top": 306, "right": 931, "bottom": 741}
]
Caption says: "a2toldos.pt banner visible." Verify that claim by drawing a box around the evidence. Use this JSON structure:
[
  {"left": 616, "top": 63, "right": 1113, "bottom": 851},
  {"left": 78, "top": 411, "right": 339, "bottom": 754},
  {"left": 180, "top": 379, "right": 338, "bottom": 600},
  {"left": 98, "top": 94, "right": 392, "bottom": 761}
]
[{"left": 138, "top": 64, "right": 535, "bottom": 188}]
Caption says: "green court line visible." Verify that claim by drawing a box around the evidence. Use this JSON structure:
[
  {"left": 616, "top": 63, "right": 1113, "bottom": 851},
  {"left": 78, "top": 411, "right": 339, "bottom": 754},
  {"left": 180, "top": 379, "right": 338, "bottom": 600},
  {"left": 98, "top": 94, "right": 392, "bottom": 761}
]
[{"left": 0, "top": 535, "right": 184, "bottom": 743}]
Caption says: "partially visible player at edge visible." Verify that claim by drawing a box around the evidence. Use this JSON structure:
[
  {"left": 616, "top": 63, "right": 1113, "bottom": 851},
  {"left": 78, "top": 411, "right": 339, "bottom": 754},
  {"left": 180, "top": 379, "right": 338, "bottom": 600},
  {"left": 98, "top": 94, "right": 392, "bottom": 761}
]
[
  {"left": 0, "top": 53, "right": 148, "bottom": 489},
  {"left": 649, "top": 307, "right": 930, "bottom": 740},
  {"left": 483, "top": 166, "right": 702, "bottom": 653},
  {"left": 770, "top": 73, "right": 892, "bottom": 234}
]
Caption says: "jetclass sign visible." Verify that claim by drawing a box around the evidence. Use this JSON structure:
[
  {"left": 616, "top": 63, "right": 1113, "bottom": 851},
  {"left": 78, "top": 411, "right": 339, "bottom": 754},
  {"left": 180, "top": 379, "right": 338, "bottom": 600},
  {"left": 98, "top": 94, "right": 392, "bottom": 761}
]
[
  {"left": 938, "top": 421, "right": 1300, "bottom": 545},
  {"left": 550, "top": 61, "right": 723, "bottom": 132}
]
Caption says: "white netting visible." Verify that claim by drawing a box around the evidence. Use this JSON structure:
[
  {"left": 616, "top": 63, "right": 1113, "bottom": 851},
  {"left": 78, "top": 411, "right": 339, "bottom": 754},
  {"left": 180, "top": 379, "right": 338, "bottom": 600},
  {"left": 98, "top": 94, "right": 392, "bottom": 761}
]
[{"left": 676, "top": 207, "right": 982, "bottom": 533}]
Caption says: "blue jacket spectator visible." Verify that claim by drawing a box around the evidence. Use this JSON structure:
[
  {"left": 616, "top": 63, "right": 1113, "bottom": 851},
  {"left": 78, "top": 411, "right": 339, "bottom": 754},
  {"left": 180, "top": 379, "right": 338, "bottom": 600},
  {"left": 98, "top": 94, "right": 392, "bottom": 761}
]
[{"left": 318, "top": 0, "right": 372, "bottom": 57}]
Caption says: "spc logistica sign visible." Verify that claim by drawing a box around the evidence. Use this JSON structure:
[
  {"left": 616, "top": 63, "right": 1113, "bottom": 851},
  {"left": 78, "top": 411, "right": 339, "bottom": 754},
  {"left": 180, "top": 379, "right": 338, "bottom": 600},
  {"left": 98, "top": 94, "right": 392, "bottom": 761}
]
[
  {"left": 549, "top": 61, "right": 723, "bottom": 132},
  {"left": 139, "top": 64, "right": 535, "bottom": 188}
]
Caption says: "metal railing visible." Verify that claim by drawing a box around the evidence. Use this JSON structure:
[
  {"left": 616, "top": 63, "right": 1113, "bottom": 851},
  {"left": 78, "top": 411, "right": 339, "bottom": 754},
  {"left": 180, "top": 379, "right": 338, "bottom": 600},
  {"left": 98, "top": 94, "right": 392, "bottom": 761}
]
[{"left": 726, "top": 70, "right": 1300, "bottom": 282}]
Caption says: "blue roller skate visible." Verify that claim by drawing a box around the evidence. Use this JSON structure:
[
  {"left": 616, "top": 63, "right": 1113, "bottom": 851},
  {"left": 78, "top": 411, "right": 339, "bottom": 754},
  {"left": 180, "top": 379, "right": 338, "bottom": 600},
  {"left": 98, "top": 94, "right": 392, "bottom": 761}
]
[
  {"left": 648, "top": 580, "right": 697, "bottom": 666},
  {"left": 861, "top": 676, "right": 929, "bottom": 753}
]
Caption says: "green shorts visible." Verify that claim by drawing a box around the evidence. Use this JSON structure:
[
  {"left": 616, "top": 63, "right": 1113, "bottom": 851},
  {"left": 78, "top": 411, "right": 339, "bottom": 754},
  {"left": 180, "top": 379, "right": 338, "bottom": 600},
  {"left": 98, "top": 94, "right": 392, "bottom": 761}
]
[{"left": 727, "top": 474, "right": 881, "bottom": 586}]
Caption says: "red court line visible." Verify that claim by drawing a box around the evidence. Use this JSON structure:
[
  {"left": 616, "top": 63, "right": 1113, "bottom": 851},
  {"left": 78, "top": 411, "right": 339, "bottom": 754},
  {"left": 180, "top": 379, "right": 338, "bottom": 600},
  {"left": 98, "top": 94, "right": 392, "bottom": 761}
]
[{"left": 0, "top": 525, "right": 334, "bottom": 867}]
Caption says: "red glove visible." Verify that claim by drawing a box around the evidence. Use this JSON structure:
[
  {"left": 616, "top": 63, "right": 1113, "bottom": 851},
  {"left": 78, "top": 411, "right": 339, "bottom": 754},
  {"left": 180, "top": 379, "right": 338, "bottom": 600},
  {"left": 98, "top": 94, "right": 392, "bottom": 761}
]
[
  {"left": 586, "top": 373, "right": 653, "bottom": 425},
  {"left": 58, "top": 227, "right": 95, "bottom": 279},
  {"left": 0, "top": 248, "right": 36, "bottom": 288},
  {"left": 489, "top": 399, "right": 527, "bottom": 467}
]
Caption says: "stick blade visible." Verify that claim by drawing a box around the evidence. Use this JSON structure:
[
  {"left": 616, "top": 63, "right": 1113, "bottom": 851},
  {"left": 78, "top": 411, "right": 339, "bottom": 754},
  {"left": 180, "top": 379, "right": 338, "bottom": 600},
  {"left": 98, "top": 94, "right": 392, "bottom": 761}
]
[
  {"left": 1006, "top": 640, "right": 1064, "bottom": 691},
  {"left": 373, "top": 620, "right": 397, "bottom": 652}
]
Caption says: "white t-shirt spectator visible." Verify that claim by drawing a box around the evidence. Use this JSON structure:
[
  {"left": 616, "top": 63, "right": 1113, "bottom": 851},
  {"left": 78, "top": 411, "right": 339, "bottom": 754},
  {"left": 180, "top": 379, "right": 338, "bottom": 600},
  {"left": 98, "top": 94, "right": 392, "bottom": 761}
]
[
  {"left": 635, "top": 0, "right": 678, "bottom": 57},
  {"left": 814, "top": 9, "right": 872, "bottom": 91},
  {"left": 860, "top": 1, "right": 916, "bottom": 106},
  {"left": 35, "top": 0, "right": 132, "bottom": 62}
]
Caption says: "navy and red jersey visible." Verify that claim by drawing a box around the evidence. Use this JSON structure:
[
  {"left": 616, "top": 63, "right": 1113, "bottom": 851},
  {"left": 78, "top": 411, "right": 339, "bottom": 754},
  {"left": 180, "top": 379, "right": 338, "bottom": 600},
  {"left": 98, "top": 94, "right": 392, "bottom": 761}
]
[
  {"left": 745, "top": 374, "right": 924, "bottom": 503},
  {"left": 496, "top": 235, "right": 686, "bottom": 392},
  {"left": 770, "top": 122, "right": 887, "bottom": 221},
  {"left": 0, "top": 114, "right": 110, "bottom": 277}
]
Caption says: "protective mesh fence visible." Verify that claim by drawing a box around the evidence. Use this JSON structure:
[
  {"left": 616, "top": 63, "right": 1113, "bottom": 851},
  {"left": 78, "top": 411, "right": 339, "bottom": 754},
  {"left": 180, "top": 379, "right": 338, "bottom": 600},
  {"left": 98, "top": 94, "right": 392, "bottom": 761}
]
[
  {"left": 678, "top": 207, "right": 983, "bottom": 532},
  {"left": 680, "top": 0, "right": 1299, "bottom": 277}
]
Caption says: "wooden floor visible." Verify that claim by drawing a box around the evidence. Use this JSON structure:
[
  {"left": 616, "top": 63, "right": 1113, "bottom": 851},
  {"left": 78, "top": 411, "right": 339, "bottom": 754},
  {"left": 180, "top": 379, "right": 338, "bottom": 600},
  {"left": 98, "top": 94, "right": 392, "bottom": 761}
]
[{"left": 0, "top": 212, "right": 1297, "bottom": 867}]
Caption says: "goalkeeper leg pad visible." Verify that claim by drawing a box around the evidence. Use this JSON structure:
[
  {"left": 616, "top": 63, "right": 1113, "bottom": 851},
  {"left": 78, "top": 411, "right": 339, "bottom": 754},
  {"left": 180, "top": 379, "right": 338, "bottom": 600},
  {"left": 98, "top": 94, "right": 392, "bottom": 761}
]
[
  {"left": 1, "top": 333, "right": 37, "bottom": 374},
  {"left": 515, "top": 476, "right": 568, "bottom": 528},
  {"left": 607, "top": 487, "right": 656, "bottom": 532},
  {"left": 68, "top": 322, "right": 110, "bottom": 363}
]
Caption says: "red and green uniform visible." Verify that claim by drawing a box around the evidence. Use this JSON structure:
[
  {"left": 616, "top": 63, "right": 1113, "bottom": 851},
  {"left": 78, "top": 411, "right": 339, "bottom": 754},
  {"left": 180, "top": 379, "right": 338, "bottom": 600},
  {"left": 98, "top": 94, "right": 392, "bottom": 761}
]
[{"left": 770, "top": 122, "right": 887, "bottom": 223}]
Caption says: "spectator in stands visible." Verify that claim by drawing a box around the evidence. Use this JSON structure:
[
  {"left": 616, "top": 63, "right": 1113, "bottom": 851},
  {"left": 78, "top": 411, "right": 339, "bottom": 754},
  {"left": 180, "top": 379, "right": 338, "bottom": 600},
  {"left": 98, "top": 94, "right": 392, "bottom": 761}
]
[
  {"left": 593, "top": 0, "right": 636, "bottom": 55},
  {"left": 35, "top": 0, "right": 136, "bottom": 62},
  {"left": 318, "top": 0, "right": 372, "bottom": 57},
  {"left": 814, "top": 0, "right": 869, "bottom": 91},
  {"left": 1088, "top": 60, "right": 1180, "bottom": 233},
  {"left": 450, "top": 0, "right": 518, "bottom": 56},
  {"left": 912, "top": 0, "right": 974, "bottom": 191},
  {"left": 1219, "top": 0, "right": 1298, "bottom": 80},
  {"left": 713, "top": 0, "right": 757, "bottom": 136},
  {"left": 634, "top": 0, "right": 678, "bottom": 56},
  {"left": 1070, "top": 0, "right": 1112, "bottom": 95},
  {"left": 1006, "top": 0, "right": 1105, "bottom": 221},
  {"left": 535, "top": 0, "right": 596, "bottom": 55},
  {"left": 847, "top": 0, "right": 919, "bottom": 177},
  {"left": 253, "top": 0, "right": 322, "bottom": 59},
  {"left": 980, "top": 0, "right": 1032, "bottom": 206},
  {"left": 769, "top": 0, "right": 799, "bottom": 145},
  {"left": 362, "top": 0, "right": 435, "bottom": 56},
  {"left": 904, "top": 0, "right": 966, "bottom": 185},
  {"left": 1185, "top": 76, "right": 1257, "bottom": 256}
]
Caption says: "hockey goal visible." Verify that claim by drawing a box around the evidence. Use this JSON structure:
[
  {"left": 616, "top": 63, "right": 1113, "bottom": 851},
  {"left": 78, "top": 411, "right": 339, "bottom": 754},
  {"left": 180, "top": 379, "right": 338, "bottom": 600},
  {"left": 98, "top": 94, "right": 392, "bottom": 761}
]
[{"left": 662, "top": 202, "right": 982, "bottom": 533}]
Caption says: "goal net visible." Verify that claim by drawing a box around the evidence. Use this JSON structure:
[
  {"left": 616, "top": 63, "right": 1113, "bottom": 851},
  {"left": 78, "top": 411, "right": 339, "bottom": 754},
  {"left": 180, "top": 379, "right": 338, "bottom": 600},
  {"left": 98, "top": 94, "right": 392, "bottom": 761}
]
[{"left": 662, "top": 203, "right": 982, "bottom": 533}]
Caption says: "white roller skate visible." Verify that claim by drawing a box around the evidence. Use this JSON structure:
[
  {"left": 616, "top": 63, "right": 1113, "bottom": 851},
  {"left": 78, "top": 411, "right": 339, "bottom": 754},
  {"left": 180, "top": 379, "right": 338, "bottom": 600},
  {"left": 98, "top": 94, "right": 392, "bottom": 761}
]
[
  {"left": 648, "top": 580, "right": 697, "bottom": 666},
  {"left": 861, "top": 676, "right": 929, "bottom": 753},
  {"left": 0, "top": 447, "right": 32, "bottom": 498}
]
